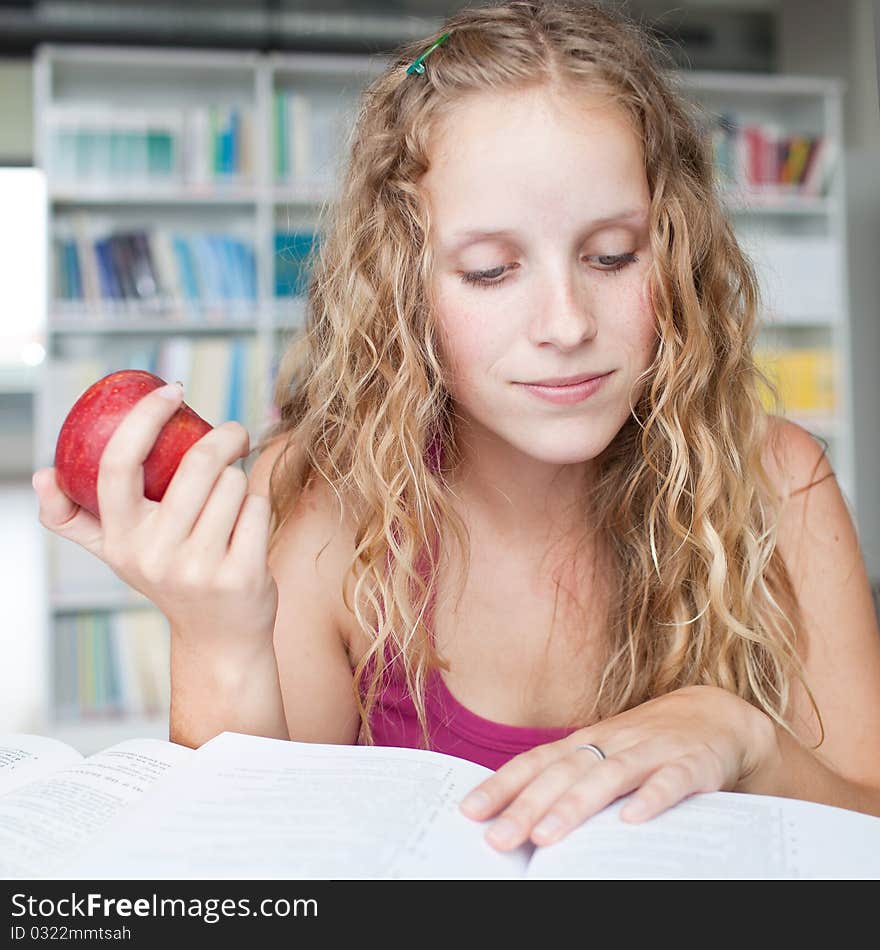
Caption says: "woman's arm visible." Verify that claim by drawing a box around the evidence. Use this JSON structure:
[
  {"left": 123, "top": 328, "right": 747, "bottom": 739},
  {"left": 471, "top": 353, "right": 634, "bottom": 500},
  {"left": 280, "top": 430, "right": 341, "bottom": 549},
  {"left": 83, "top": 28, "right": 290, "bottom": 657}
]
[
  {"left": 172, "top": 435, "right": 361, "bottom": 748},
  {"left": 169, "top": 633, "right": 288, "bottom": 748},
  {"left": 169, "top": 435, "right": 360, "bottom": 749},
  {"left": 246, "top": 436, "right": 362, "bottom": 746},
  {"left": 740, "top": 417, "right": 880, "bottom": 811},
  {"left": 457, "top": 417, "right": 880, "bottom": 851}
]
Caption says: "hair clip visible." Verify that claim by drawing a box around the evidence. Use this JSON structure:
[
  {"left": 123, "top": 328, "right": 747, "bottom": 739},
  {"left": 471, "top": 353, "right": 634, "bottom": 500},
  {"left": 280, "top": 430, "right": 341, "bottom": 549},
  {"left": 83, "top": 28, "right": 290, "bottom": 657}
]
[{"left": 406, "top": 32, "right": 451, "bottom": 75}]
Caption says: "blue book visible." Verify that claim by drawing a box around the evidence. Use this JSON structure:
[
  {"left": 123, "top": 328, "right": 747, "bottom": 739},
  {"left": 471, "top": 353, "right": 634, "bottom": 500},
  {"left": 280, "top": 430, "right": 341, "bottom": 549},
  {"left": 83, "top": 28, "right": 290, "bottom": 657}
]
[
  {"left": 172, "top": 236, "right": 200, "bottom": 303},
  {"left": 231, "top": 238, "right": 252, "bottom": 301},
  {"left": 193, "top": 234, "right": 222, "bottom": 302},
  {"left": 63, "top": 239, "right": 82, "bottom": 300},
  {"left": 275, "top": 230, "right": 318, "bottom": 297},
  {"left": 205, "top": 235, "right": 227, "bottom": 300},
  {"left": 241, "top": 241, "right": 256, "bottom": 300},
  {"left": 94, "top": 238, "right": 123, "bottom": 301},
  {"left": 226, "top": 337, "right": 245, "bottom": 423},
  {"left": 54, "top": 239, "right": 69, "bottom": 299},
  {"left": 220, "top": 108, "right": 232, "bottom": 175},
  {"left": 104, "top": 613, "right": 122, "bottom": 711},
  {"left": 215, "top": 236, "right": 240, "bottom": 300}
]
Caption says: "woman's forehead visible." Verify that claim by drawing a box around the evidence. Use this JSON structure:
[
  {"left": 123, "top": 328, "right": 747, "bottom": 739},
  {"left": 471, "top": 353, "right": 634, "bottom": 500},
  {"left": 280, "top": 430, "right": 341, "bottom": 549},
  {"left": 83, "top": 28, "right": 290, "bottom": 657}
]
[
  {"left": 424, "top": 85, "right": 638, "bottom": 177},
  {"left": 421, "top": 92, "right": 646, "bottom": 227}
]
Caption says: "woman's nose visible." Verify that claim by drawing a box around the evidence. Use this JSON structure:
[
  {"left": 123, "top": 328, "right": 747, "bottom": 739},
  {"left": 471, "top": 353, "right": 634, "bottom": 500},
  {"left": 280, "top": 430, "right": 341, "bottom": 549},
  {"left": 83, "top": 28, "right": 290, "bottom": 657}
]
[{"left": 528, "top": 269, "right": 598, "bottom": 349}]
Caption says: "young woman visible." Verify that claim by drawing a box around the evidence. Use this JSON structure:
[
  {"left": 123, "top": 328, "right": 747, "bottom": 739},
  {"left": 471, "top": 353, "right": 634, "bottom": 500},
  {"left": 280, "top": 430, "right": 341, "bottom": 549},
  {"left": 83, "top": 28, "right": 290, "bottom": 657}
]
[{"left": 34, "top": 0, "right": 880, "bottom": 854}]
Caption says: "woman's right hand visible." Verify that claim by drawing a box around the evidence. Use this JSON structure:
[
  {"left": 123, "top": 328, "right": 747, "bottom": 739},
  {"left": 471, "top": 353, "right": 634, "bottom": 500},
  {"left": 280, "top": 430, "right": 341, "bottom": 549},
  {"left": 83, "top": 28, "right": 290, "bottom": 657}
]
[{"left": 33, "top": 382, "right": 279, "bottom": 655}]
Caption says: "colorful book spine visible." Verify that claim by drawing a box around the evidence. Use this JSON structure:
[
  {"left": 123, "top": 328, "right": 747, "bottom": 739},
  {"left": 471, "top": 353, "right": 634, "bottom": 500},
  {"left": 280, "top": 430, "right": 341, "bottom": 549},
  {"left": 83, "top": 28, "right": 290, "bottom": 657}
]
[
  {"left": 754, "top": 346, "right": 836, "bottom": 415},
  {"left": 709, "top": 112, "right": 833, "bottom": 196},
  {"left": 275, "top": 229, "right": 320, "bottom": 297},
  {"left": 54, "top": 227, "right": 258, "bottom": 319}
]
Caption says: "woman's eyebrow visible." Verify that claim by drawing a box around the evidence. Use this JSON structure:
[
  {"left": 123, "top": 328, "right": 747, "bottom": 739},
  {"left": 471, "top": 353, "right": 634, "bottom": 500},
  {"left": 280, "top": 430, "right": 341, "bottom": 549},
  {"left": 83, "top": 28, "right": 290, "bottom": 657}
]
[{"left": 444, "top": 207, "right": 648, "bottom": 253}]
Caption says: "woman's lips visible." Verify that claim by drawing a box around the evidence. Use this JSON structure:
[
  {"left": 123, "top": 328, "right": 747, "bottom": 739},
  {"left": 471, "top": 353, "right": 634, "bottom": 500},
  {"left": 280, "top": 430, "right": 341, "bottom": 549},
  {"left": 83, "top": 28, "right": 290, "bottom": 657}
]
[{"left": 517, "top": 371, "right": 613, "bottom": 405}]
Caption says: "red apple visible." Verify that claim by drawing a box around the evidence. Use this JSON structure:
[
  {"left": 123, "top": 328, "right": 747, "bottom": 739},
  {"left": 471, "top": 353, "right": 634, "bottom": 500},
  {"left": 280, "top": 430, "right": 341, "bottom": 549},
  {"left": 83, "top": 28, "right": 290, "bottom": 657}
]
[{"left": 54, "top": 369, "right": 214, "bottom": 518}]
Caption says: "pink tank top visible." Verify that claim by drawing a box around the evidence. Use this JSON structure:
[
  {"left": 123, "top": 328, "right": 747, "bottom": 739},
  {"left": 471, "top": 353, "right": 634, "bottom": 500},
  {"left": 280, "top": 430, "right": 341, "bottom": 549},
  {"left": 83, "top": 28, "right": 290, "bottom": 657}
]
[{"left": 360, "top": 433, "right": 580, "bottom": 770}]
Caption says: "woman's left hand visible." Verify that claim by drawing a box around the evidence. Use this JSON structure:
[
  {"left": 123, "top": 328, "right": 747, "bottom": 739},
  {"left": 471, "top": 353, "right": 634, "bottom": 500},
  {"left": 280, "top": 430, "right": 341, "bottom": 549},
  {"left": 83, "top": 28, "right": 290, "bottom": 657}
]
[{"left": 459, "top": 685, "right": 779, "bottom": 850}]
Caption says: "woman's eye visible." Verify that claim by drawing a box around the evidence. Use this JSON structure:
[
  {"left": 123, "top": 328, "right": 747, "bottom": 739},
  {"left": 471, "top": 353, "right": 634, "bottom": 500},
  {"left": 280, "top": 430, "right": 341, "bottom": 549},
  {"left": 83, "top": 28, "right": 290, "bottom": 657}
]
[{"left": 460, "top": 253, "right": 639, "bottom": 289}]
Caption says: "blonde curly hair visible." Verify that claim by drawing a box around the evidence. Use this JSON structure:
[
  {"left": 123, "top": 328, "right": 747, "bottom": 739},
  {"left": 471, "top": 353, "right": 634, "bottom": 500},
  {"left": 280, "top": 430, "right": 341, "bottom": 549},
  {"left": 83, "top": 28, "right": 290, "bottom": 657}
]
[{"left": 255, "top": 0, "right": 826, "bottom": 751}]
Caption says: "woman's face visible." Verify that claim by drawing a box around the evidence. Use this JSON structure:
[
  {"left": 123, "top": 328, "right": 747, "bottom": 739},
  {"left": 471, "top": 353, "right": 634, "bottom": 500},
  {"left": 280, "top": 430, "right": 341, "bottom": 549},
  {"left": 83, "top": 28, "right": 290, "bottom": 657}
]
[{"left": 422, "top": 84, "right": 658, "bottom": 467}]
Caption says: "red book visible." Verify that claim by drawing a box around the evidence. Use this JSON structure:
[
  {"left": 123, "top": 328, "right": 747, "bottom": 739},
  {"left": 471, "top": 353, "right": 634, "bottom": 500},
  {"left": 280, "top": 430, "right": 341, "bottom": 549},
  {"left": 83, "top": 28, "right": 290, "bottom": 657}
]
[
  {"left": 743, "top": 125, "right": 764, "bottom": 187},
  {"left": 801, "top": 138, "right": 829, "bottom": 196}
]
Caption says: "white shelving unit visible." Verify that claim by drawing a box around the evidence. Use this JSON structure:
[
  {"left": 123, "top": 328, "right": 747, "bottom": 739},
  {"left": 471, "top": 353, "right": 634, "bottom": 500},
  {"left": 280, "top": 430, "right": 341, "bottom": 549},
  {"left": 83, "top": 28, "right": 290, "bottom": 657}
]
[
  {"left": 31, "top": 44, "right": 387, "bottom": 754},
  {"left": 675, "top": 70, "right": 853, "bottom": 509},
  {"left": 31, "top": 46, "right": 851, "bottom": 755}
]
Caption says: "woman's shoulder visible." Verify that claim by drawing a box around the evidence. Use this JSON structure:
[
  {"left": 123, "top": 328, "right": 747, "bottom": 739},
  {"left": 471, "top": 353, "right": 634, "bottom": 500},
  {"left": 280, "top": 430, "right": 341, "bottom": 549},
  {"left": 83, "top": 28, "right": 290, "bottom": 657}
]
[
  {"left": 246, "top": 434, "right": 364, "bottom": 743},
  {"left": 246, "top": 433, "right": 365, "bottom": 652},
  {"left": 760, "top": 413, "right": 835, "bottom": 502}
]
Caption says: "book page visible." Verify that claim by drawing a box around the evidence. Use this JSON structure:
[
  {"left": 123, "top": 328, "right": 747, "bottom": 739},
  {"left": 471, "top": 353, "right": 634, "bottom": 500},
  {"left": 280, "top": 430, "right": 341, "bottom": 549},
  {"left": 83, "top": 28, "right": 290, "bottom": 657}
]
[
  {"left": 0, "top": 734, "right": 83, "bottom": 796},
  {"left": 0, "top": 737, "right": 194, "bottom": 880},
  {"left": 526, "top": 791, "right": 880, "bottom": 879},
  {"left": 65, "top": 732, "right": 531, "bottom": 880}
]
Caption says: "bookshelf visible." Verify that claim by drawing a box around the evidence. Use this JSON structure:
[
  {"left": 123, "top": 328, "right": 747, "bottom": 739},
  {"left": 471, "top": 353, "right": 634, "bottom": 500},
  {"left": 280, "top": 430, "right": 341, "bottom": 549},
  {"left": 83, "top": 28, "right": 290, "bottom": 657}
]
[
  {"left": 30, "top": 45, "right": 852, "bottom": 755},
  {"left": 31, "top": 45, "right": 387, "bottom": 754},
  {"left": 673, "top": 70, "right": 852, "bottom": 506}
]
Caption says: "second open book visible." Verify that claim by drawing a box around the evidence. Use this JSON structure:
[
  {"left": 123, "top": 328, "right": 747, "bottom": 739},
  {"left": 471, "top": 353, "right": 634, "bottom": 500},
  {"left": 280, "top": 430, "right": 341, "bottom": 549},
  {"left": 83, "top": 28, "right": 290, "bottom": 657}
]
[{"left": 2, "top": 730, "right": 879, "bottom": 879}]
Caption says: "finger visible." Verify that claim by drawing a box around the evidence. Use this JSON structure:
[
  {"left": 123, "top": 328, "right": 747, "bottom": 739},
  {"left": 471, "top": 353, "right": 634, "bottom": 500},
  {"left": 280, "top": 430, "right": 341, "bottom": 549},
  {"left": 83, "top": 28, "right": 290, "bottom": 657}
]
[
  {"left": 185, "top": 464, "right": 249, "bottom": 565},
  {"left": 97, "top": 382, "right": 185, "bottom": 536},
  {"left": 525, "top": 746, "right": 660, "bottom": 846},
  {"left": 459, "top": 741, "right": 565, "bottom": 821},
  {"left": 482, "top": 754, "right": 604, "bottom": 852},
  {"left": 525, "top": 737, "right": 684, "bottom": 846},
  {"left": 33, "top": 467, "right": 104, "bottom": 558},
  {"left": 227, "top": 491, "right": 273, "bottom": 570},
  {"left": 619, "top": 754, "right": 710, "bottom": 824},
  {"left": 152, "top": 421, "right": 250, "bottom": 544}
]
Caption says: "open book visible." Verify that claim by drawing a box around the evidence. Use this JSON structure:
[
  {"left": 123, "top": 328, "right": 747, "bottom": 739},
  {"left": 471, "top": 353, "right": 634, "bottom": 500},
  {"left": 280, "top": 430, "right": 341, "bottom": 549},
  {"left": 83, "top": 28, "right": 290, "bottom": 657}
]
[{"left": 2, "top": 731, "right": 879, "bottom": 879}]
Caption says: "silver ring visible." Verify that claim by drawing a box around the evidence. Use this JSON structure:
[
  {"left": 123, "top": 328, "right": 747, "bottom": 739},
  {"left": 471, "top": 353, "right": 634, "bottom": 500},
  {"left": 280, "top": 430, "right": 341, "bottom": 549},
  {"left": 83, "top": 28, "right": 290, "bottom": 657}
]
[{"left": 575, "top": 742, "right": 606, "bottom": 762}]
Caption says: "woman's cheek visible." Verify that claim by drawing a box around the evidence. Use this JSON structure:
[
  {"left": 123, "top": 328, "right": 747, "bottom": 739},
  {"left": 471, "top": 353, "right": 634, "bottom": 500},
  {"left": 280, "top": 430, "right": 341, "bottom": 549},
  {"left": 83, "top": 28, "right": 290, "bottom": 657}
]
[{"left": 434, "top": 304, "right": 486, "bottom": 393}]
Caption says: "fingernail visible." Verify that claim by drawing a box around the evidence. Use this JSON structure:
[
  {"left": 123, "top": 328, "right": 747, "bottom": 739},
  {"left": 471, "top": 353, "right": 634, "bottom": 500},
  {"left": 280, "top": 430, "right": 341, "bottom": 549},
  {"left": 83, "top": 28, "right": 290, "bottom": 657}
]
[
  {"left": 156, "top": 382, "right": 183, "bottom": 400},
  {"left": 31, "top": 471, "right": 40, "bottom": 491},
  {"left": 486, "top": 817, "right": 519, "bottom": 847},
  {"left": 533, "top": 813, "right": 563, "bottom": 840},
  {"left": 622, "top": 799, "right": 648, "bottom": 821},
  {"left": 460, "top": 790, "right": 490, "bottom": 816}
]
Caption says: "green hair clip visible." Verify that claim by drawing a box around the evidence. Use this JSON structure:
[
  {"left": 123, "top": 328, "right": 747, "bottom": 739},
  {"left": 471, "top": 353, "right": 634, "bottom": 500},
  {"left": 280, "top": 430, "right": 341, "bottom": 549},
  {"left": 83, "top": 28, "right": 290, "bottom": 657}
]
[{"left": 406, "top": 32, "right": 451, "bottom": 75}]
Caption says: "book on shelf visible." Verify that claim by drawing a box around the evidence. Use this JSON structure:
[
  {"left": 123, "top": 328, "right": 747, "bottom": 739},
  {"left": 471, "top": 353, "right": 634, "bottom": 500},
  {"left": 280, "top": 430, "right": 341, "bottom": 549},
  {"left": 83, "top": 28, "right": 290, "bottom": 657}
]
[
  {"left": 754, "top": 346, "right": 836, "bottom": 416},
  {"left": 273, "top": 88, "right": 358, "bottom": 186},
  {"left": 1, "top": 731, "right": 879, "bottom": 880},
  {"left": 51, "top": 609, "right": 171, "bottom": 723},
  {"left": 708, "top": 113, "right": 835, "bottom": 197},
  {"left": 275, "top": 229, "right": 320, "bottom": 297},
  {"left": 48, "top": 103, "right": 253, "bottom": 189},
  {"left": 53, "top": 223, "right": 258, "bottom": 321},
  {"left": 47, "top": 105, "right": 181, "bottom": 185}
]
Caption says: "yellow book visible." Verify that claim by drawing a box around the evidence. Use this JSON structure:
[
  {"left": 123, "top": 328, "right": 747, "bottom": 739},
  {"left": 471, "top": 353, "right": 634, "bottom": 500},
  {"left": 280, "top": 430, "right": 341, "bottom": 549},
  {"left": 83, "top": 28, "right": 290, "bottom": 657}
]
[
  {"left": 808, "top": 348, "right": 836, "bottom": 412},
  {"left": 753, "top": 347, "right": 836, "bottom": 415},
  {"left": 753, "top": 347, "right": 783, "bottom": 413},
  {"left": 781, "top": 135, "right": 812, "bottom": 185}
]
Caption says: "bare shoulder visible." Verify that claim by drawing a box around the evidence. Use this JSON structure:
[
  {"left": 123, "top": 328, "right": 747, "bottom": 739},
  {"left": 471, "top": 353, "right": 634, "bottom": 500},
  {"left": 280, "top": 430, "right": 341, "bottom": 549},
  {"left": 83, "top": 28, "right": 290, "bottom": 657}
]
[
  {"left": 246, "top": 432, "right": 353, "bottom": 614},
  {"left": 759, "top": 413, "right": 853, "bottom": 590},
  {"left": 759, "top": 416, "right": 880, "bottom": 780},
  {"left": 760, "top": 413, "right": 835, "bottom": 503},
  {"left": 245, "top": 433, "right": 299, "bottom": 499},
  {"left": 245, "top": 433, "right": 362, "bottom": 743}
]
